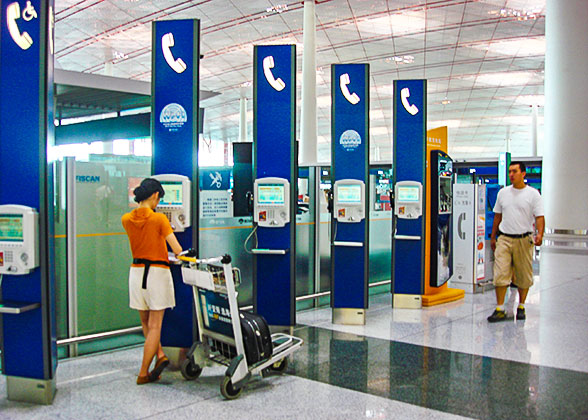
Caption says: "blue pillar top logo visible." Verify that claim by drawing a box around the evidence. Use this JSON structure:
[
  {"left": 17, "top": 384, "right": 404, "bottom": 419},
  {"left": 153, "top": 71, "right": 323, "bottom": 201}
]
[
  {"left": 263, "top": 56, "right": 286, "bottom": 91},
  {"left": 401, "top": 87, "right": 419, "bottom": 115},
  {"left": 340, "top": 73, "right": 360, "bottom": 105},
  {"left": 162, "top": 32, "right": 187, "bottom": 73},
  {"left": 159, "top": 103, "right": 187, "bottom": 131},
  {"left": 6, "top": 1, "right": 38, "bottom": 50}
]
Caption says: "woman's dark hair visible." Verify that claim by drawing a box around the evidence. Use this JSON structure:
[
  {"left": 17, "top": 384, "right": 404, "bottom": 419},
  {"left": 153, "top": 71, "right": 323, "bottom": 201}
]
[{"left": 133, "top": 178, "right": 165, "bottom": 203}]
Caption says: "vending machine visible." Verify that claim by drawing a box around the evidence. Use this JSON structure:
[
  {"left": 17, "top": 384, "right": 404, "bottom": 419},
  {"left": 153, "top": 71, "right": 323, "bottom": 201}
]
[{"left": 429, "top": 150, "right": 453, "bottom": 287}]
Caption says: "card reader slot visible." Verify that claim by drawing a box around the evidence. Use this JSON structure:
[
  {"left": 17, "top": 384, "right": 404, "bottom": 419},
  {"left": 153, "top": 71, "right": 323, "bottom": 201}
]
[{"left": 251, "top": 249, "right": 288, "bottom": 255}]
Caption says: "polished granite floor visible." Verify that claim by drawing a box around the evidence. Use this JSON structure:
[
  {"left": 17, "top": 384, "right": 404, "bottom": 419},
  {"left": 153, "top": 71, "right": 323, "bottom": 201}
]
[{"left": 1, "top": 251, "right": 587, "bottom": 419}]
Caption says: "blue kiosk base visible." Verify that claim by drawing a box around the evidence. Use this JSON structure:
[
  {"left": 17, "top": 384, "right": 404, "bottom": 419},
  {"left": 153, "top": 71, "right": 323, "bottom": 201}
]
[{"left": 7, "top": 376, "right": 56, "bottom": 405}]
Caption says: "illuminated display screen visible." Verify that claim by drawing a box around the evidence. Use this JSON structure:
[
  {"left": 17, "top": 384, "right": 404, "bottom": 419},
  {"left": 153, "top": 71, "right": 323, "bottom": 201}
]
[
  {"left": 438, "top": 157, "right": 453, "bottom": 177},
  {"left": 0, "top": 214, "right": 24, "bottom": 242},
  {"left": 337, "top": 185, "right": 362, "bottom": 204},
  {"left": 159, "top": 182, "right": 183, "bottom": 206},
  {"left": 257, "top": 184, "right": 285, "bottom": 205},
  {"left": 397, "top": 186, "right": 420, "bottom": 202}
]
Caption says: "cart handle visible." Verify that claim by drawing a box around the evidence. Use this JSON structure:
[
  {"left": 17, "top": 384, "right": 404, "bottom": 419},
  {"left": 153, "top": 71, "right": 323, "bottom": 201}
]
[{"left": 177, "top": 255, "right": 225, "bottom": 265}]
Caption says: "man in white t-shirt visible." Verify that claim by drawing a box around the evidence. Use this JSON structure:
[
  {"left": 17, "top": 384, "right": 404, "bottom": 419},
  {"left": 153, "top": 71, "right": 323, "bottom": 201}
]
[{"left": 487, "top": 162, "right": 545, "bottom": 322}]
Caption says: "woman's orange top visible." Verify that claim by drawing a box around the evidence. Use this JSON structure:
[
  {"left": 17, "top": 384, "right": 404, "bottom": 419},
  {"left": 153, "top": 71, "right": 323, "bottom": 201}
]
[{"left": 121, "top": 207, "right": 173, "bottom": 268}]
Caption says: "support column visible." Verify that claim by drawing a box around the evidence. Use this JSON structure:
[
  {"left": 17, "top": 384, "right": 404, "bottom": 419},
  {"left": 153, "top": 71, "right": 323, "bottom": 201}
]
[
  {"left": 239, "top": 92, "right": 247, "bottom": 142},
  {"left": 543, "top": 0, "right": 588, "bottom": 237},
  {"left": 300, "top": 0, "right": 318, "bottom": 165},
  {"left": 531, "top": 104, "right": 538, "bottom": 157}
]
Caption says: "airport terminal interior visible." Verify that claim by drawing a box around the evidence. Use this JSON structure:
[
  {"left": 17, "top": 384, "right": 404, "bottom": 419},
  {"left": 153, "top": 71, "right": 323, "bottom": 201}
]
[{"left": 1, "top": 0, "right": 588, "bottom": 419}]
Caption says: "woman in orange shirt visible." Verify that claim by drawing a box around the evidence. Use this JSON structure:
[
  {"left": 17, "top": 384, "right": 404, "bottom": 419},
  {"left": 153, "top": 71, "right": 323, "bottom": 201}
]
[{"left": 122, "top": 178, "right": 182, "bottom": 384}]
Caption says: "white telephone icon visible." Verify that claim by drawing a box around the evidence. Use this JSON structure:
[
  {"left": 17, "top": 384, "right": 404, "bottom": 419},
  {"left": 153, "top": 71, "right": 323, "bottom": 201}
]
[
  {"left": 7, "top": 2, "right": 35, "bottom": 50},
  {"left": 161, "top": 32, "right": 187, "bottom": 74},
  {"left": 401, "top": 87, "right": 419, "bottom": 115},
  {"left": 263, "top": 56, "right": 285, "bottom": 91},
  {"left": 339, "top": 73, "right": 360, "bottom": 105}
]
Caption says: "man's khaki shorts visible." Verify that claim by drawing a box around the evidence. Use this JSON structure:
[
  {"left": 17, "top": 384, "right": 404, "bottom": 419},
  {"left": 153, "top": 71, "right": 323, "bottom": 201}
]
[{"left": 493, "top": 234, "right": 534, "bottom": 289}]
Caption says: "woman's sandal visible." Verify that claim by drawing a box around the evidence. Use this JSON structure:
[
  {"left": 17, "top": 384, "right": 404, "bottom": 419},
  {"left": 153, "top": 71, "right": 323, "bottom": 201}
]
[
  {"left": 148, "top": 355, "right": 170, "bottom": 382},
  {"left": 136, "top": 374, "right": 159, "bottom": 385}
]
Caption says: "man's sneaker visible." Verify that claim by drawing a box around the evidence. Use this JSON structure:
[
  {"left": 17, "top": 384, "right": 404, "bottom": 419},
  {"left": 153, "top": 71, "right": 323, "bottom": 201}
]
[
  {"left": 487, "top": 309, "right": 508, "bottom": 323},
  {"left": 516, "top": 307, "right": 526, "bottom": 320}
]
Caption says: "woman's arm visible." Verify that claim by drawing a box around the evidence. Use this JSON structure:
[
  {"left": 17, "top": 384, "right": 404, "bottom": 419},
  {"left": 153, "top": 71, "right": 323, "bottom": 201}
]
[{"left": 165, "top": 232, "right": 183, "bottom": 256}]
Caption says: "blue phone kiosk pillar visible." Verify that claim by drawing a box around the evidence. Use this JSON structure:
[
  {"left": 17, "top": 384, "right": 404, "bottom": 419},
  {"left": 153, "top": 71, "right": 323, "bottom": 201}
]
[
  {"left": 252, "top": 45, "right": 297, "bottom": 329},
  {"left": 152, "top": 19, "right": 200, "bottom": 348},
  {"left": 330, "top": 64, "right": 370, "bottom": 325},
  {"left": 0, "top": 0, "right": 57, "bottom": 404},
  {"left": 392, "top": 80, "right": 427, "bottom": 308}
]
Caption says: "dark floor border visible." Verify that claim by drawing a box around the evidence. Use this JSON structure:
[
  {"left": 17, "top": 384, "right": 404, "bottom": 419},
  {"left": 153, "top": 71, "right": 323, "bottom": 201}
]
[{"left": 288, "top": 325, "right": 588, "bottom": 420}]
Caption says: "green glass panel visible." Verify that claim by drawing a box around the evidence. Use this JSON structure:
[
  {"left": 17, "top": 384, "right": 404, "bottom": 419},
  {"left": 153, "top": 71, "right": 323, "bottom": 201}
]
[{"left": 75, "top": 157, "right": 150, "bottom": 335}]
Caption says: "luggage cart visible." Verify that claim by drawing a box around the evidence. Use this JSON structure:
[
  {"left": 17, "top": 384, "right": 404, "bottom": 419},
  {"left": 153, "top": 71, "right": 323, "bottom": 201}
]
[{"left": 178, "top": 254, "right": 303, "bottom": 399}]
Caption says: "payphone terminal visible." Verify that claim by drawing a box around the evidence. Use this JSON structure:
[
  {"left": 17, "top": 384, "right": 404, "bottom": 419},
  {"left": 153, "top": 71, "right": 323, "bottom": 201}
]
[
  {"left": 333, "top": 179, "right": 365, "bottom": 223},
  {"left": 253, "top": 177, "right": 290, "bottom": 227},
  {"left": 153, "top": 174, "right": 191, "bottom": 232},
  {"left": 0, "top": 205, "right": 39, "bottom": 275},
  {"left": 394, "top": 181, "right": 423, "bottom": 219}
]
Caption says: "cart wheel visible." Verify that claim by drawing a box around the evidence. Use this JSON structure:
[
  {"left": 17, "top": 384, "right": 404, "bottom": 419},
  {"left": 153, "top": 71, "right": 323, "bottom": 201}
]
[
  {"left": 270, "top": 358, "right": 288, "bottom": 373},
  {"left": 220, "top": 376, "right": 243, "bottom": 400},
  {"left": 180, "top": 359, "right": 202, "bottom": 380}
]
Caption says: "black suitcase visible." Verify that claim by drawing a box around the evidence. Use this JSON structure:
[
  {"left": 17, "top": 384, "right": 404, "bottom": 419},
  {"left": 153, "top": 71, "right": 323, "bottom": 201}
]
[{"left": 239, "top": 311, "right": 273, "bottom": 365}]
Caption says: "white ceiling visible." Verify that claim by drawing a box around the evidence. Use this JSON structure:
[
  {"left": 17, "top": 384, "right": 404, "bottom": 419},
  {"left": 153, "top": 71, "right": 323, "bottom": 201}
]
[{"left": 54, "top": 0, "right": 546, "bottom": 162}]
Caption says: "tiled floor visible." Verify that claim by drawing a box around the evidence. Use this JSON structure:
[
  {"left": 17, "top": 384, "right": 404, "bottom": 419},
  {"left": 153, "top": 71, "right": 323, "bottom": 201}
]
[{"left": 1, "top": 251, "right": 587, "bottom": 419}]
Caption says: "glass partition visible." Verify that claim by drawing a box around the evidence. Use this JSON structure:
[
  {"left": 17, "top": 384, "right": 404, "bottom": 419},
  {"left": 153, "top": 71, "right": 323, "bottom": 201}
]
[
  {"left": 199, "top": 166, "right": 254, "bottom": 306},
  {"left": 295, "top": 167, "right": 316, "bottom": 310},
  {"left": 74, "top": 156, "right": 151, "bottom": 337},
  {"left": 53, "top": 154, "right": 151, "bottom": 356},
  {"left": 318, "top": 167, "right": 332, "bottom": 299}
]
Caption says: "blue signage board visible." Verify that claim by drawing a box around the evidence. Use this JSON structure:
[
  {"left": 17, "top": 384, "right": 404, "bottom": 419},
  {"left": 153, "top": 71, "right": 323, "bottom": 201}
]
[
  {"left": 152, "top": 19, "right": 200, "bottom": 347},
  {"left": 200, "top": 169, "right": 231, "bottom": 191},
  {"left": 253, "top": 45, "right": 296, "bottom": 327},
  {"left": 331, "top": 64, "right": 369, "bottom": 310},
  {"left": 0, "top": 0, "right": 56, "bottom": 382},
  {"left": 392, "top": 80, "right": 427, "bottom": 296}
]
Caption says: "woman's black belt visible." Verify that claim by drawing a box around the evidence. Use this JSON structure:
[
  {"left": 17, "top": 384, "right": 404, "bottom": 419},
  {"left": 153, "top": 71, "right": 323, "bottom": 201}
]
[
  {"left": 133, "top": 258, "right": 170, "bottom": 289},
  {"left": 498, "top": 231, "right": 532, "bottom": 239}
]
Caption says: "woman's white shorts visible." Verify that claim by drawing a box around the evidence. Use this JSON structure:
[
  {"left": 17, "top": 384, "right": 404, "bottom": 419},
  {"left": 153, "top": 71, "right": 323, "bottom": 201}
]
[{"left": 129, "top": 266, "right": 175, "bottom": 311}]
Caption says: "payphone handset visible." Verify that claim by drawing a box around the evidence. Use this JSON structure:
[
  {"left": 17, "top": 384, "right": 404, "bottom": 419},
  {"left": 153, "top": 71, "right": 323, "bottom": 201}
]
[
  {"left": 0, "top": 205, "right": 39, "bottom": 275},
  {"left": 253, "top": 177, "right": 290, "bottom": 227},
  {"left": 153, "top": 174, "right": 191, "bottom": 232},
  {"left": 394, "top": 181, "right": 423, "bottom": 219},
  {"left": 333, "top": 179, "right": 365, "bottom": 223}
]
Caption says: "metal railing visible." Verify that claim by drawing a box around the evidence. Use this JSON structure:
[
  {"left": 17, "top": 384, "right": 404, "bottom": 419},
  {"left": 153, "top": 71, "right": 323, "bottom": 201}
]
[{"left": 56, "top": 280, "right": 391, "bottom": 347}]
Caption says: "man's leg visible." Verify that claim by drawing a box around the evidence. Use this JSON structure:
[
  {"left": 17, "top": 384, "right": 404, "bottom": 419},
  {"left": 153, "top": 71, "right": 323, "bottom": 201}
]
[
  {"left": 495, "top": 285, "right": 508, "bottom": 306},
  {"left": 512, "top": 236, "right": 534, "bottom": 321},
  {"left": 488, "top": 236, "right": 512, "bottom": 322}
]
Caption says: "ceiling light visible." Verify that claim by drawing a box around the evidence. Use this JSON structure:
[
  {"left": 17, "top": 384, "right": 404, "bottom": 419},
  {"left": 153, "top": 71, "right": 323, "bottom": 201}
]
[
  {"left": 474, "top": 38, "right": 545, "bottom": 57},
  {"left": 441, "top": 98, "right": 451, "bottom": 105},
  {"left": 385, "top": 55, "right": 414, "bottom": 65},
  {"left": 267, "top": 4, "right": 288, "bottom": 14},
  {"left": 470, "top": 71, "right": 540, "bottom": 87},
  {"left": 514, "top": 95, "right": 544, "bottom": 106}
]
